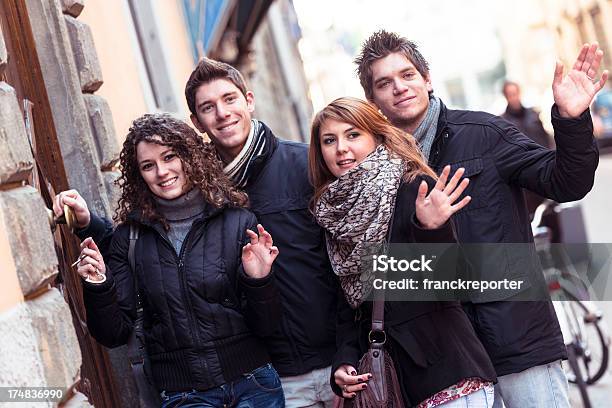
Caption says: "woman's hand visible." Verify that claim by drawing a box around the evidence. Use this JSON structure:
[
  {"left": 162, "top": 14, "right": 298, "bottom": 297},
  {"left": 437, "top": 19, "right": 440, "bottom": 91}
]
[
  {"left": 75, "top": 237, "right": 106, "bottom": 283},
  {"left": 242, "top": 224, "right": 279, "bottom": 279},
  {"left": 53, "top": 189, "right": 91, "bottom": 229},
  {"left": 415, "top": 165, "right": 471, "bottom": 229},
  {"left": 334, "top": 364, "right": 371, "bottom": 399}
]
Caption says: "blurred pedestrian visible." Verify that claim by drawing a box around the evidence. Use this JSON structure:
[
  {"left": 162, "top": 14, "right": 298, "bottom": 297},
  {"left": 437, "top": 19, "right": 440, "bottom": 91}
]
[
  {"left": 501, "top": 81, "right": 552, "bottom": 148},
  {"left": 355, "top": 30, "right": 607, "bottom": 408},
  {"left": 502, "top": 81, "right": 555, "bottom": 219}
]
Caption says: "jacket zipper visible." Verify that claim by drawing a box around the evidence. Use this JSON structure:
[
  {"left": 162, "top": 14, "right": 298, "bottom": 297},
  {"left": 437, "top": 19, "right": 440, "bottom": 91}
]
[{"left": 152, "top": 221, "right": 210, "bottom": 386}]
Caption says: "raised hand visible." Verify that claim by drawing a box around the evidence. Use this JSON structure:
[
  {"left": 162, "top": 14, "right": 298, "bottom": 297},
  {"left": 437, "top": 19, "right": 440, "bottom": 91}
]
[
  {"left": 241, "top": 224, "right": 279, "bottom": 279},
  {"left": 74, "top": 237, "right": 106, "bottom": 283},
  {"left": 415, "top": 166, "right": 471, "bottom": 230},
  {"left": 53, "top": 189, "right": 91, "bottom": 229},
  {"left": 553, "top": 43, "right": 609, "bottom": 118}
]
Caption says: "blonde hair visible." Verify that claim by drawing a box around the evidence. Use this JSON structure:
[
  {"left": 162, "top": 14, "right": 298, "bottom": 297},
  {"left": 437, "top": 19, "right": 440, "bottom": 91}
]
[{"left": 308, "top": 97, "right": 436, "bottom": 209}]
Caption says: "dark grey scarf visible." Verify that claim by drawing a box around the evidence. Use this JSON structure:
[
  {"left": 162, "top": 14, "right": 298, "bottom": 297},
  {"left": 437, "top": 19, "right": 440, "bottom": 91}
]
[{"left": 412, "top": 94, "right": 441, "bottom": 162}]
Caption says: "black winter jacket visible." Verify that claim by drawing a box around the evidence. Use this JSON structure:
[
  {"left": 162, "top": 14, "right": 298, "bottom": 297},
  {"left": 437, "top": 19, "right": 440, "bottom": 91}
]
[
  {"left": 244, "top": 134, "right": 339, "bottom": 376},
  {"left": 80, "top": 205, "right": 281, "bottom": 392},
  {"left": 428, "top": 101, "right": 598, "bottom": 375},
  {"left": 331, "top": 178, "right": 497, "bottom": 406},
  {"left": 82, "top": 128, "right": 338, "bottom": 378}
]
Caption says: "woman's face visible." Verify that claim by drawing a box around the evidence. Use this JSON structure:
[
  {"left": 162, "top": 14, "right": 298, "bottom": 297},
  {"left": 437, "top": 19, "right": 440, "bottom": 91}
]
[
  {"left": 136, "top": 140, "right": 188, "bottom": 200},
  {"left": 319, "top": 119, "right": 378, "bottom": 178}
]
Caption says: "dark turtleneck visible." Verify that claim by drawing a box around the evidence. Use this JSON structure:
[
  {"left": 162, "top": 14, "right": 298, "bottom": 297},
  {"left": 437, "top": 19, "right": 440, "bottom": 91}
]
[{"left": 154, "top": 189, "right": 206, "bottom": 255}]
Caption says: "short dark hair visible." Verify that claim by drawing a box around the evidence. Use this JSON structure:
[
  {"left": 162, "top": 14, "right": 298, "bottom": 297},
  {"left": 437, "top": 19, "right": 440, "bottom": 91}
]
[
  {"left": 355, "top": 30, "right": 430, "bottom": 100},
  {"left": 185, "top": 58, "right": 248, "bottom": 116}
]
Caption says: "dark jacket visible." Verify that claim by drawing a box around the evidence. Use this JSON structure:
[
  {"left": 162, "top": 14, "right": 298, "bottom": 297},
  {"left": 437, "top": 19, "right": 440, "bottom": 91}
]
[
  {"left": 80, "top": 205, "right": 281, "bottom": 392},
  {"left": 244, "top": 134, "right": 339, "bottom": 376},
  {"left": 83, "top": 127, "right": 338, "bottom": 378},
  {"left": 331, "top": 178, "right": 497, "bottom": 407},
  {"left": 428, "top": 101, "right": 598, "bottom": 375}
]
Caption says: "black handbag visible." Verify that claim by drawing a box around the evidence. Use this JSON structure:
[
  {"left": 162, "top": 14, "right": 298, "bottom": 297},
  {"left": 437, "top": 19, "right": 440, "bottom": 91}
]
[{"left": 126, "top": 224, "right": 162, "bottom": 407}]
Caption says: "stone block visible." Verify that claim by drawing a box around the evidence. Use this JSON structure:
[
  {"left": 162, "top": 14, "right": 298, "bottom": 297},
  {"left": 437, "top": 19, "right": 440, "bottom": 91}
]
[
  {"left": 28, "top": 288, "right": 81, "bottom": 388},
  {"left": 83, "top": 94, "right": 119, "bottom": 167},
  {"left": 0, "top": 204, "right": 24, "bottom": 314},
  {"left": 61, "top": 0, "right": 85, "bottom": 18},
  {"left": 25, "top": 0, "right": 111, "bottom": 219},
  {"left": 0, "top": 25, "right": 7, "bottom": 77},
  {"left": 64, "top": 16, "right": 102, "bottom": 93},
  {"left": 102, "top": 171, "right": 121, "bottom": 213},
  {"left": 0, "top": 302, "right": 47, "bottom": 388},
  {"left": 0, "top": 83, "right": 35, "bottom": 186},
  {"left": 0, "top": 187, "right": 59, "bottom": 296}
]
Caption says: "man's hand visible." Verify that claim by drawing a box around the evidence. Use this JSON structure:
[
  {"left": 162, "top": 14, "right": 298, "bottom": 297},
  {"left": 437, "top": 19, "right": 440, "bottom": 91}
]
[
  {"left": 241, "top": 224, "right": 279, "bottom": 279},
  {"left": 553, "top": 43, "right": 609, "bottom": 118},
  {"left": 53, "top": 190, "right": 91, "bottom": 229}
]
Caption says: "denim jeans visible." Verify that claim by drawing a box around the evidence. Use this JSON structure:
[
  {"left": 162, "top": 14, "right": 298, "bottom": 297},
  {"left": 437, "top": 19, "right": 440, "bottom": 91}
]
[
  {"left": 280, "top": 365, "right": 335, "bottom": 408},
  {"left": 437, "top": 384, "right": 495, "bottom": 407},
  {"left": 160, "top": 363, "right": 285, "bottom": 407},
  {"left": 492, "top": 360, "right": 570, "bottom": 408}
]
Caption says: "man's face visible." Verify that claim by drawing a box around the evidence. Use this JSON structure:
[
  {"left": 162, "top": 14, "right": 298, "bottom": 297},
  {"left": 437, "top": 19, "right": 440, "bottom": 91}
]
[
  {"left": 504, "top": 84, "right": 522, "bottom": 111},
  {"left": 369, "top": 52, "right": 433, "bottom": 133},
  {"left": 190, "top": 78, "right": 254, "bottom": 163}
]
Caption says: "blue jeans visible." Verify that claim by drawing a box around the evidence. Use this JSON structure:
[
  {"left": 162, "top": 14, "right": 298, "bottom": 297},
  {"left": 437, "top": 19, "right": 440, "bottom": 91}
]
[
  {"left": 437, "top": 384, "right": 495, "bottom": 407},
  {"left": 492, "top": 360, "right": 570, "bottom": 408},
  {"left": 160, "top": 364, "right": 285, "bottom": 407}
]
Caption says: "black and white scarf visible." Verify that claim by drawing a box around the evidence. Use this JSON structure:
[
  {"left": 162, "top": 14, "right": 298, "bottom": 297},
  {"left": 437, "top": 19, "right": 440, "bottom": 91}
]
[
  {"left": 412, "top": 94, "right": 441, "bottom": 162},
  {"left": 223, "top": 119, "right": 277, "bottom": 189},
  {"left": 314, "top": 145, "right": 406, "bottom": 308}
]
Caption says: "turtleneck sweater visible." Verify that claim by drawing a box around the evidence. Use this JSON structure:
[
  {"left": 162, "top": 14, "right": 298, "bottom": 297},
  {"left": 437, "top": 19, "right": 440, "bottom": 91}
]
[{"left": 154, "top": 189, "right": 206, "bottom": 255}]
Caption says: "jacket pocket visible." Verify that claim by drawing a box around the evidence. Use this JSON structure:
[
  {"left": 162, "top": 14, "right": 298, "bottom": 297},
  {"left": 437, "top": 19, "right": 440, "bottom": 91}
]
[
  {"left": 438, "top": 157, "right": 484, "bottom": 212},
  {"left": 387, "top": 314, "right": 442, "bottom": 368},
  {"left": 200, "top": 260, "right": 239, "bottom": 307}
]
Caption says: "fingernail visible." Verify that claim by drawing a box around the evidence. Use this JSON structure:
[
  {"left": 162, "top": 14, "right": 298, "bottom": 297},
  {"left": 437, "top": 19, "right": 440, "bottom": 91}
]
[
  {"left": 362, "top": 384, "right": 367, "bottom": 389},
  {"left": 350, "top": 371, "right": 357, "bottom": 376},
  {"left": 368, "top": 374, "right": 373, "bottom": 379}
]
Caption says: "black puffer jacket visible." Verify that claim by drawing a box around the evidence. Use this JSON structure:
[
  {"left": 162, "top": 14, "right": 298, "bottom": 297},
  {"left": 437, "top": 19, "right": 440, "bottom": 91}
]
[
  {"left": 428, "top": 101, "right": 598, "bottom": 375},
  {"left": 81, "top": 205, "right": 281, "bottom": 392}
]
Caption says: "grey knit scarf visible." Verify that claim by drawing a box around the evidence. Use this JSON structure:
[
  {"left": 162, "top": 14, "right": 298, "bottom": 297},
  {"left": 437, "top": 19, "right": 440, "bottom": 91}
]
[{"left": 412, "top": 94, "right": 441, "bottom": 163}]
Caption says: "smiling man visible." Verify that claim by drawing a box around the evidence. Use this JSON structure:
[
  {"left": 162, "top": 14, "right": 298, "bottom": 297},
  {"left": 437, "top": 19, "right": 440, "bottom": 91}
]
[
  {"left": 356, "top": 30, "right": 608, "bottom": 408},
  {"left": 184, "top": 58, "right": 339, "bottom": 408}
]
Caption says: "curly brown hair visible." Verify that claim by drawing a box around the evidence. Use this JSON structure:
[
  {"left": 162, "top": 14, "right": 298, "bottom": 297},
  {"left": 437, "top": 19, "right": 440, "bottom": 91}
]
[{"left": 114, "top": 113, "right": 248, "bottom": 228}]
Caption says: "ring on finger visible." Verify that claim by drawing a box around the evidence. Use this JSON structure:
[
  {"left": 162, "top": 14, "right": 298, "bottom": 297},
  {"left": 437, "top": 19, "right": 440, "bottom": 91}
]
[{"left": 586, "top": 74, "right": 595, "bottom": 82}]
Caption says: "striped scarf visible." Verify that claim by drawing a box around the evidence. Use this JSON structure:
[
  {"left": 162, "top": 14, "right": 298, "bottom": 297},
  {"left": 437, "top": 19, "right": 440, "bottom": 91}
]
[{"left": 223, "top": 119, "right": 274, "bottom": 189}]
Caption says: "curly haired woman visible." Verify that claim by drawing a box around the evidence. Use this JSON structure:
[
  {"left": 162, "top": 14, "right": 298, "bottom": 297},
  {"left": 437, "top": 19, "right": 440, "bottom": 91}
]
[{"left": 58, "top": 113, "right": 285, "bottom": 407}]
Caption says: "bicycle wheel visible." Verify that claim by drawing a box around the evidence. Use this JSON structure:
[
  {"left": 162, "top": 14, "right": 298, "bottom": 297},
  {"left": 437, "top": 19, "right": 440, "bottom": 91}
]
[
  {"left": 564, "top": 302, "right": 610, "bottom": 385},
  {"left": 567, "top": 343, "right": 592, "bottom": 408}
]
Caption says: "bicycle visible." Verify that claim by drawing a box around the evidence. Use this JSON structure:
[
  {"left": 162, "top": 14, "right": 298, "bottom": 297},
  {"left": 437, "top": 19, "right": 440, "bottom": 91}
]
[{"left": 531, "top": 200, "right": 610, "bottom": 407}]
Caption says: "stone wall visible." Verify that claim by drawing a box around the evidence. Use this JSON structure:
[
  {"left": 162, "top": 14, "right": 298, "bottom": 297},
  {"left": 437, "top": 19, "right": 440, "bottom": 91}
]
[{"left": 0, "top": 0, "right": 126, "bottom": 406}]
